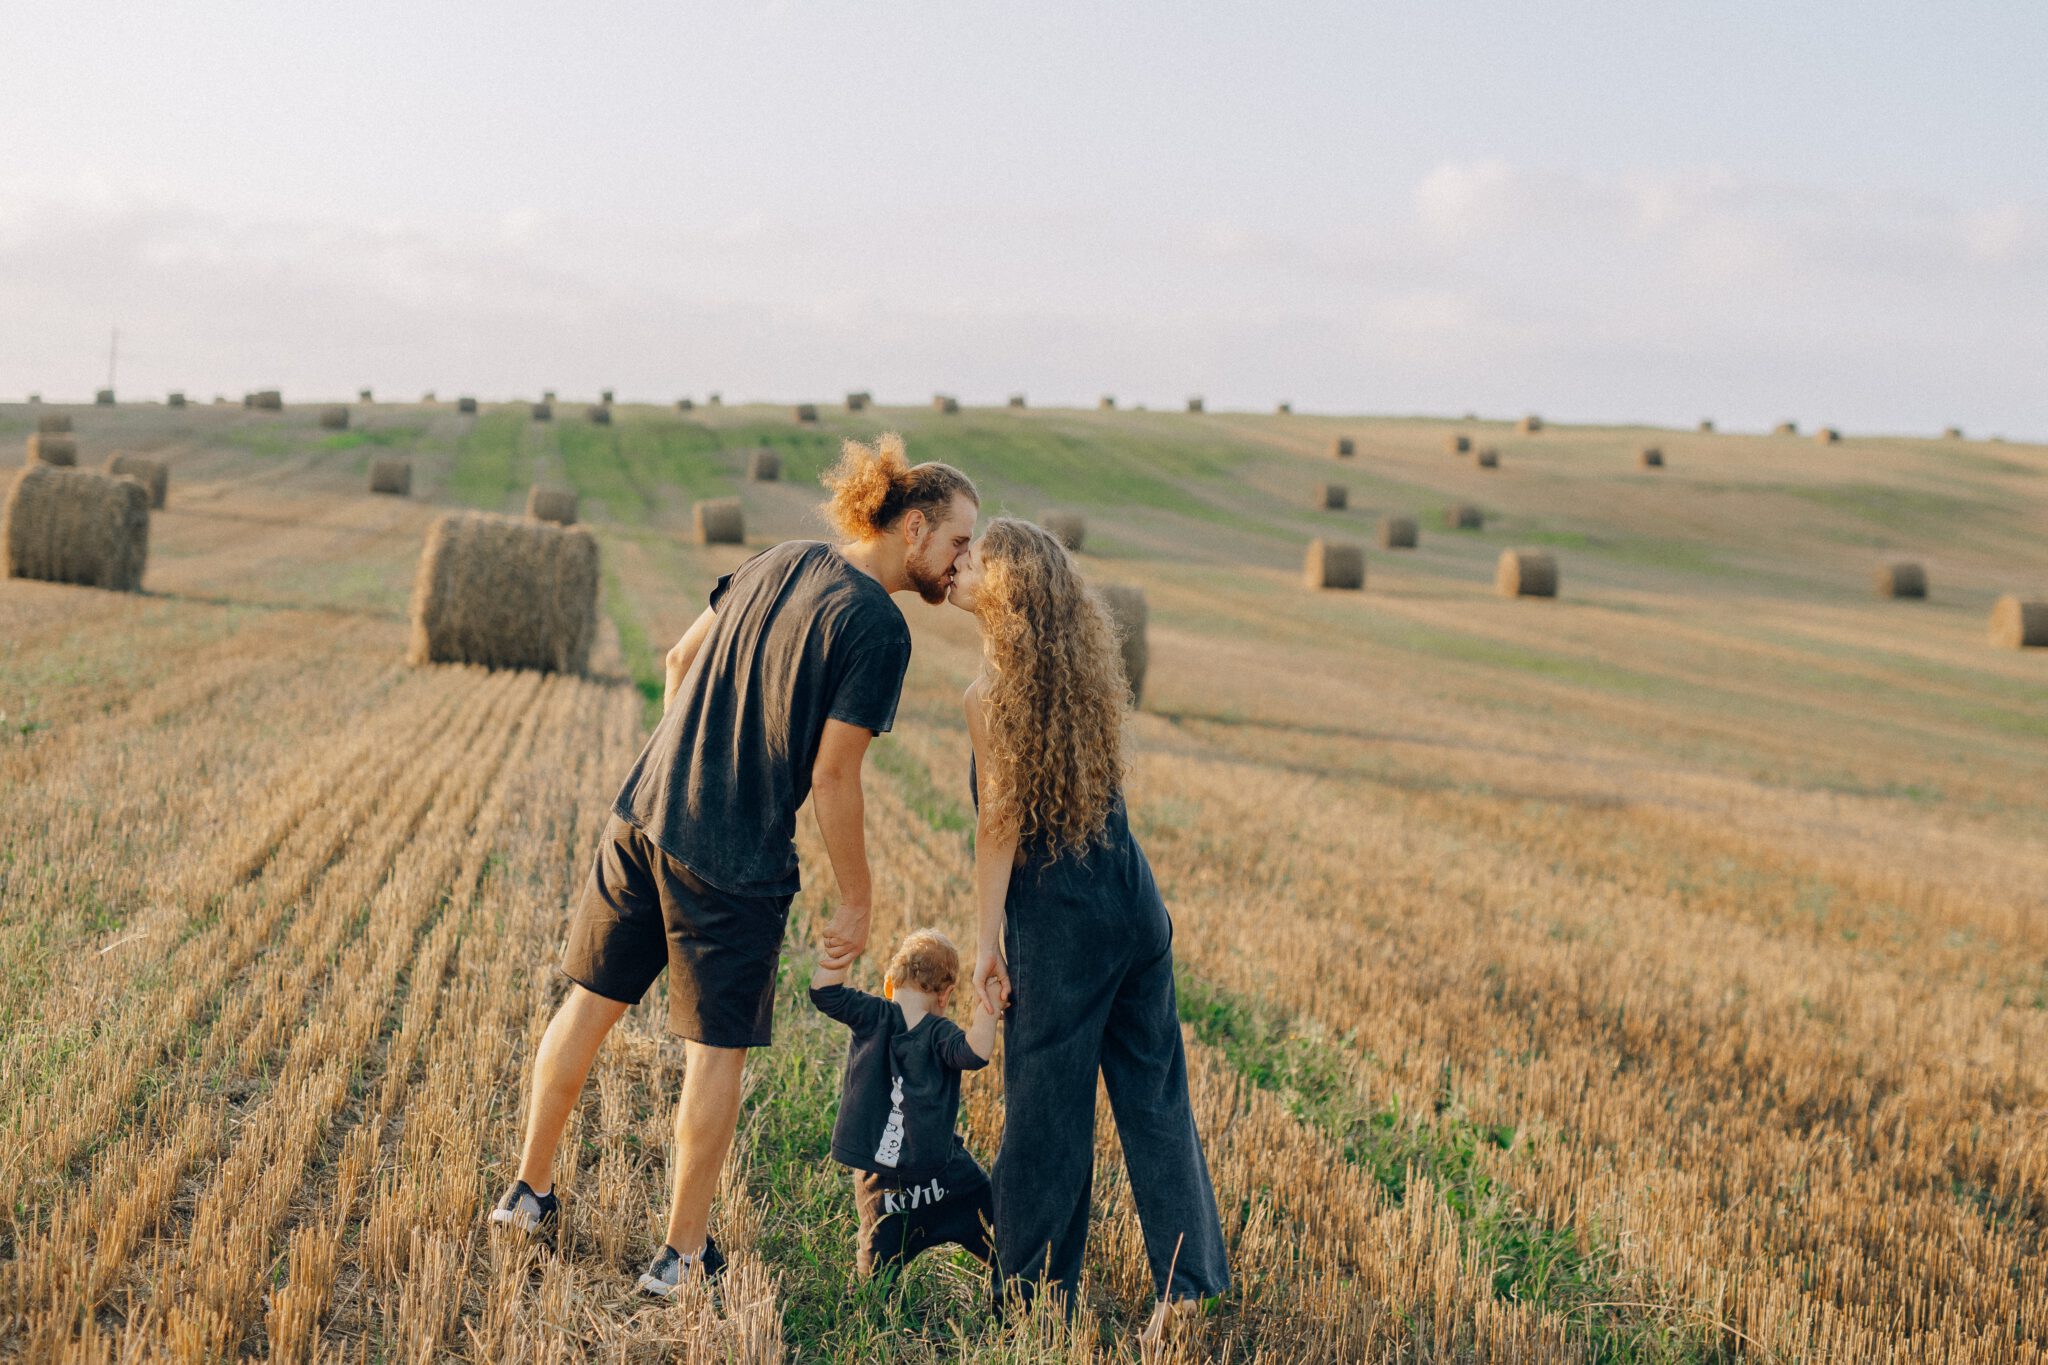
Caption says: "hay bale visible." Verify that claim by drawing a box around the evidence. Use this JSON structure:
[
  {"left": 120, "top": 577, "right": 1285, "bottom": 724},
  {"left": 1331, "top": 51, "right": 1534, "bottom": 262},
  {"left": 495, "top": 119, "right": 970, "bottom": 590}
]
[
  {"left": 1008, "top": 394, "right": 1027, "bottom": 409},
  {"left": 457, "top": 396, "right": 478, "bottom": 414},
  {"left": 1816, "top": 427, "right": 1840, "bottom": 445},
  {"left": 1944, "top": 426, "right": 1963, "bottom": 439},
  {"left": 526, "top": 485, "right": 578, "bottom": 525},
  {"left": 27, "top": 434, "right": 77, "bottom": 467},
  {"left": 792, "top": 404, "right": 818, "bottom": 423},
  {"left": 1475, "top": 447, "right": 1500, "bottom": 469},
  {"left": 748, "top": 448, "right": 781, "bottom": 481},
  {"left": 1874, "top": 561, "right": 1925, "bottom": 599},
  {"left": 320, "top": 405, "right": 350, "bottom": 430},
  {"left": 1318, "top": 483, "right": 1348, "bottom": 510},
  {"left": 600, "top": 389, "right": 615, "bottom": 405},
  {"left": 369, "top": 458, "right": 413, "bottom": 496},
  {"left": 1304, "top": 539, "right": 1364, "bottom": 590},
  {"left": 1774, "top": 421, "right": 1798, "bottom": 436},
  {"left": 1378, "top": 515, "right": 1418, "bottom": 549},
  {"left": 95, "top": 389, "right": 115, "bottom": 407},
  {"left": 1276, "top": 402, "right": 1292, "bottom": 415},
  {"left": 1698, "top": 419, "right": 1714, "bottom": 433},
  {"left": 1098, "top": 396, "right": 1116, "bottom": 411},
  {"left": 1638, "top": 446, "right": 1664, "bottom": 468},
  {"left": 677, "top": 398, "right": 695, "bottom": 412},
  {"left": 707, "top": 392, "right": 722, "bottom": 406},
  {"left": 106, "top": 453, "right": 168, "bottom": 509},
  {"left": 36, "top": 414, "right": 71, "bottom": 434},
  {"left": 845, "top": 392, "right": 870, "bottom": 412},
  {"left": 168, "top": 392, "right": 186, "bottom": 409},
  {"left": 1496, "top": 549, "right": 1557, "bottom": 598},
  {"left": 1040, "top": 511, "right": 1086, "bottom": 552},
  {"left": 1444, "top": 503, "right": 1484, "bottom": 530},
  {"left": 1331, "top": 436, "right": 1355, "bottom": 459},
  {"left": 933, "top": 395, "right": 960, "bottom": 414},
  {"left": 694, "top": 497, "right": 744, "bottom": 545},
  {"left": 421, "top": 391, "right": 437, "bottom": 404},
  {"left": 1186, "top": 397, "right": 1204, "bottom": 414},
  {"left": 407, "top": 512, "right": 600, "bottom": 674},
  {"left": 1990, "top": 595, "right": 2048, "bottom": 649},
  {"left": 251, "top": 390, "right": 282, "bottom": 411},
  {"left": 359, "top": 388, "right": 374, "bottom": 402},
  {"left": 1517, "top": 415, "right": 1543, "bottom": 434},
  {"left": 531, "top": 402, "right": 553, "bottom": 422},
  {"left": 1446, "top": 433, "right": 1471, "bottom": 454},
  {"left": 25, "top": 393, "right": 40, "bottom": 404},
  {"left": 543, "top": 389, "right": 558, "bottom": 402},
  {"left": 3, "top": 465, "right": 149, "bottom": 591},
  {"left": 1098, "top": 584, "right": 1148, "bottom": 706},
  {"left": 589, "top": 405, "right": 612, "bottom": 425}
]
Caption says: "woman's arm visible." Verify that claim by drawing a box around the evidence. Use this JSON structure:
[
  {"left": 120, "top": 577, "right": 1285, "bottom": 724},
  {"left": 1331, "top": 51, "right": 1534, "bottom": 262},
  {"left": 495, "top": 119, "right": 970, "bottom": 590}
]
[{"left": 965, "top": 681, "right": 1020, "bottom": 1013}]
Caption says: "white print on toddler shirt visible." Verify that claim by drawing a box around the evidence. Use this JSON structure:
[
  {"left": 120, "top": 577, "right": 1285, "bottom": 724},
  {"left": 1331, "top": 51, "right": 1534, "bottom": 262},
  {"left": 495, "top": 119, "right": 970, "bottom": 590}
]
[
  {"left": 873, "top": 1075, "right": 906, "bottom": 1168},
  {"left": 879, "top": 1176, "right": 949, "bottom": 1215}
]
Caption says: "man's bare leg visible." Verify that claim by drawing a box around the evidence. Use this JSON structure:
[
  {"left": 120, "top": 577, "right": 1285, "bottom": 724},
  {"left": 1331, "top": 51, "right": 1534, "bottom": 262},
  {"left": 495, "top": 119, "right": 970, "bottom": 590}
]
[
  {"left": 515, "top": 985, "right": 630, "bottom": 1193},
  {"left": 663, "top": 1041, "right": 748, "bottom": 1254}
]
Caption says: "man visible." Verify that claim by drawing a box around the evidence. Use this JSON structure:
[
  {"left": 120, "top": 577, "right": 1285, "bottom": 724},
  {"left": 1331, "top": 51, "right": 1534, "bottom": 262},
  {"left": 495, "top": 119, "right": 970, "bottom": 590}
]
[{"left": 490, "top": 433, "right": 978, "bottom": 1296}]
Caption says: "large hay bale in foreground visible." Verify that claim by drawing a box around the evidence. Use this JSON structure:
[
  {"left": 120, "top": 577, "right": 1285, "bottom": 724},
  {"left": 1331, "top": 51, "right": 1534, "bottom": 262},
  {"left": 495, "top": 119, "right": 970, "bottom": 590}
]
[
  {"left": 1446, "top": 433, "right": 1470, "bottom": 454},
  {"left": 1444, "top": 503, "right": 1484, "bottom": 530},
  {"left": 845, "top": 392, "right": 870, "bottom": 412},
  {"left": 1990, "top": 595, "right": 2048, "bottom": 648},
  {"left": 1774, "top": 421, "right": 1798, "bottom": 436},
  {"left": 369, "top": 459, "right": 412, "bottom": 496},
  {"left": 320, "top": 405, "right": 349, "bottom": 430},
  {"left": 588, "top": 405, "right": 612, "bottom": 425},
  {"left": 250, "top": 390, "right": 282, "bottom": 411},
  {"left": 168, "top": 392, "right": 186, "bottom": 409},
  {"left": 1098, "top": 396, "right": 1116, "bottom": 410},
  {"left": 749, "top": 448, "right": 781, "bottom": 481},
  {"left": 1475, "top": 447, "right": 1500, "bottom": 469},
  {"left": 106, "top": 453, "right": 169, "bottom": 509},
  {"left": 1816, "top": 427, "right": 1840, "bottom": 445},
  {"left": 458, "top": 396, "right": 478, "bottom": 414},
  {"left": 1304, "top": 539, "right": 1364, "bottom": 590},
  {"left": 1496, "top": 549, "right": 1557, "bottom": 598},
  {"left": 792, "top": 404, "right": 818, "bottom": 423},
  {"left": 1318, "top": 483, "right": 1348, "bottom": 510},
  {"left": 95, "top": 389, "right": 115, "bottom": 406},
  {"left": 1638, "top": 446, "right": 1664, "bottom": 468},
  {"left": 36, "top": 414, "right": 71, "bottom": 434},
  {"left": 1331, "top": 436, "right": 1355, "bottom": 459},
  {"left": 694, "top": 497, "right": 744, "bottom": 545},
  {"left": 3, "top": 465, "right": 149, "bottom": 591},
  {"left": 526, "top": 485, "right": 578, "bottom": 525},
  {"left": 27, "top": 434, "right": 77, "bottom": 467},
  {"left": 531, "top": 402, "right": 553, "bottom": 422},
  {"left": 1517, "top": 415, "right": 1542, "bottom": 434},
  {"left": 407, "top": 513, "right": 599, "bottom": 674},
  {"left": 1378, "top": 515, "right": 1418, "bottom": 549},
  {"left": 1874, "top": 561, "right": 1925, "bottom": 599},
  {"left": 1040, "top": 511, "right": 1086, "bottom": 552},
  {"left": 1009, "top": 394, "right": 1027, "bottom": 409},
  {"left": 1186, "top": 397, "right": 1204, "bottom": 414},
  {"left": 933, "top": 395, "right": 959, "bottom": 414},
  {"left": 1098, "top": 584, "right": 1148, "bottom": 706}
]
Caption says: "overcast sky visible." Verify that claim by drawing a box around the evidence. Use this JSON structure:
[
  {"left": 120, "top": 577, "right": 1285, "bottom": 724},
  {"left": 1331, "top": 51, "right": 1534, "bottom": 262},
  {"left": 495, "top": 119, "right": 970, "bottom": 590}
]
[{"left": 3, "top": 1, "right": 2043, "bottom": 436}]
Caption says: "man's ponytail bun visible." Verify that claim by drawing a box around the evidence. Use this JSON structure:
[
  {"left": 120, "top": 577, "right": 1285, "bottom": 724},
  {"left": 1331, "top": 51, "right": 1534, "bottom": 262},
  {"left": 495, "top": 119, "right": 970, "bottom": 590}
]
[{"left": 821, "top": 434, "right": 977, "bottom": 540}]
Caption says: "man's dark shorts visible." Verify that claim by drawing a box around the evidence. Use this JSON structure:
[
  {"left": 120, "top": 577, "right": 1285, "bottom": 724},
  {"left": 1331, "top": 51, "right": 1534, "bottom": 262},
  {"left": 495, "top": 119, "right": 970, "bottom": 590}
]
[{"left": 561, "top": 814, "right": 793, "bottom": 1047}]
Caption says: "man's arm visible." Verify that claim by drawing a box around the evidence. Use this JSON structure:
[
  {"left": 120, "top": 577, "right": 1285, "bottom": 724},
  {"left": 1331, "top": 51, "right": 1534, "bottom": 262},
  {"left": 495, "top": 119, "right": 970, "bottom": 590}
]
[
  {"left": 811, "top": 718, "right": 876, "bottom": 969},
  {"left": 662, "top": 607, "right": 719, "bottom": 710}
]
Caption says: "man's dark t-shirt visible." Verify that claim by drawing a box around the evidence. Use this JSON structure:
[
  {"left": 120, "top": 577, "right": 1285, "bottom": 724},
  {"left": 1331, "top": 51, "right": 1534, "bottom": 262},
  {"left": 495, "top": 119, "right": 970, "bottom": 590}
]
[
  {"left": 811, "top": 983, "right": 987, "bottom": 1179},
  {"left": 614, "top": 540, "right": 911, "bottom": 898}
]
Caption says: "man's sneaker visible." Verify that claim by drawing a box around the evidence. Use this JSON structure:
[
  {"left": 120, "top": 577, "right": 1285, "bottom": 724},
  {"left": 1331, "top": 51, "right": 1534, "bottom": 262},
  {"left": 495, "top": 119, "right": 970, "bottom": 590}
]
[
  {"left": 488, "top": 1179, "right": 559, "bottom": 1236},
  {"left": 636, "top": 1235, "right": 728, "bottom": 1298}
]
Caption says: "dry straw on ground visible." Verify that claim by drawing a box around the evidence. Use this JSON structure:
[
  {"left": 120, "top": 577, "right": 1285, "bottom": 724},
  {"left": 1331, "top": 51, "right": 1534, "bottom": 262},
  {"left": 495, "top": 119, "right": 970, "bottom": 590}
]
[
  {"left": 1319, "top": 484, "right": 1348, "bottom": 510},
  {"left": 933, "top": 395, "right": 960, "bottom": 414},
  {"left": 106, "top": 453, "right": 169, "bottom": 509},
  {"left": 1445, "top": 502, "right": 1484, "bottom": 530},
  {"left": 1009, "top": 394, "right": 1027, "bottom": 409},
  {"left": 748, "top": 449, "right": 781, "bottom": 482},
  {"left": 457, "top": 397, "right": 478, "bottom": 414},
  {"left": 1098, "top": 584, "right": 1149, "bottom": 707},
  {"left": 26, "top": 434, "right": 77, "bottom": 467},
  {"left": 1040, "top": 511, "right": 1086, "bottom": 552},
  {"left": 406, "top": 512, "right": 599, "bottom": 674},
  {"left": 36, "top": 414, "right": 71, "bottom": 434},
  {"left": 1187, "top": 397, "right": 1205, "bottom": 413},
  {"left": 1639, "top": 446, "right": 1664, "bottom": 468},
  {"left": 2, "top": 464, "right": 149, "bottom": 591},
  {"left": 531, "top": 402, "right": 553, "bottom": 422},
  {"left": 1331, "top": 437, "right": 1355, "bottom": 459},
  {"left": 320, "top": 407, "right": 349, "bottom": 431},
  {"left": 845, "top": 392, "right": 869, "bottom": 412},
  {"left": 525, "top": 485, "right": 578, "bottom": 526},
  {"left": 1496, "top": 549, "right": 1558, "bottom": 598},
  {"left": 1475, "top": 447, "right": 1500, "bottom": 469},
  {"left": 1378, "top": 515, "right": 1418, "bottom": 549},
  {"left": 791, "top": 404, "right": 817, "bottom": 424},
  {"left": 1816, "top": 427, "right": 1841, "bottom": 444},
  {"left": 1446, "top": 434, "right": 1471, "bottom": 454},
  {"left": 1517, "top": 415, "right": 1543, "bottom": 434},
  {"left": 369, "top": 460, "right": 412, "bottom": 497},
  {"left": 588, "top": 406, "right": 612, "bottom": 426},
  {"left": 168, "top": 392, "right": 186, "bottom": 408},
  {"left": 1304, "top": 539, "right": 1364, "bottom": 590},
  {"left": 1989, "top": 595, "right": 2048, "bottom": 648},
  {"left": 95, "top": 389, "right": 115, "bottom": 406},
  {"left": 694, "top": 497, "right": 745, "bottom": 545},
  {"left": 1874, "top": 561, "right": 1926, "bottom": 599}
]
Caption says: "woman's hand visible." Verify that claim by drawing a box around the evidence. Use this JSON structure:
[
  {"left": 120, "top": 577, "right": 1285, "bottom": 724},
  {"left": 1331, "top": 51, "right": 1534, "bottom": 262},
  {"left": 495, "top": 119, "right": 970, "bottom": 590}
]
[{"left": 972, "top": 947, "right": 1012, "bottom": 1014}]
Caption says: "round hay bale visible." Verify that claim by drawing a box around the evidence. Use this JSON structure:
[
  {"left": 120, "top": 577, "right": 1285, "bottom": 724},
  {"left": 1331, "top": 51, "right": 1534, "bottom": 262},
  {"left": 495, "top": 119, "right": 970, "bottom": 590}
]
[
  {"left": 845, "top": 392, "right": 870, "bottom": 412},
  {"left": 1276, "top": 402, "right": 1292, "bottom": 414},
  {"left": 26, "top": 393, "right": 40, "bottom": 404},
  {"left": 1943, "top": 426, "right": 1963, "bottom": 439},
  {"left": 95, "top": 389, "right": 115, "bottom": 407},
  {"left": 27, "top": 434, "right": 77, "bottom": 467},
  {"left": 1318, "top": 483, "right": 1348, "bottom": 510},
  {"left": 1446, "top": 433, "right": 1470, "bottom": 454},
  {"left": 1378, "top": 515, "right": 1418, "bottom": 550},
  {"left": 1330, "top": 436, "right": 1355, "bottom": 459},
  {"left": 1008, "top": 394, "right": 1027, "bottom": 409},
  {"left": 1040, "top": 511, "right": 1086, "bottom": 552},
  {"left": 1774, "top": 421, "right": 1798, "bottom": 436},
  {"left": 1989, "top": 595, "right": 2048, "bottom": 649},
  {"left": 1098, "top": 584, "right": 1148, "bottom": 707},
  {"left": 1186, "top": 397, "right": 1204, "bottom": 413},
  {"left": 168, "top": 392, "right": 186, "bottom": 409},
  {"left": 543, "top": 389, "right": 558, "bottom": 402},
  {"left": 1638, "top": 446, "right": 1664, "bottom": 468},
  {"left": 1496, "top": 549, "right": 1557, "bottom": 598},
  {"left": 3, "top": 465, "right": 149, "bottom": 591},
  {"left": 457, "top": 396, "right": 478, "bottom": 414},
  {"left": 1816, "top": 427, "right": 1840, "bottom": 445},
  {"left": 748, "top": 448, "right": 781, "bottom": 481},
  {"left": 694, "top": 497, "right": 745, "bottom": 545},
  {"left": 1304, "top": 539, "right": 1364, "bottom": 591},
  {"left": 359, "top": 388, "right": 374, "bottom": 402},
  {"left": 1475, "top": 447, "right": 1500, "bottom": 469},
  {"left": 36, "top": 414, "right": 72, "bottom": 434},
  {"left": 1698, "top": 419, "right": 1714, "bottom": 433},
  {"left": 526, "top": 485, "right": 578, "bottom": 525},
  {"left": 589, "top": 405, "right": 612, "bottom": 425},
  {"left": 251, "top": 390, "right": 282, "bottom": 411},
  {"left": 1098, "top": 396, "right": 1116, "bottom": 410},
  {"left": 1517, "top": 415, "right": 1543, "bottom": 434},
  {"left": 1874, "top": 560, "right": 1925, "bottom": 599},
  {"left": 600, "top": 389, "right": 615, "bottom": 405},
  {"left": 421, "top": 391, "right": 438, "bottom": 404},
  {"left": 407, "top": 512, "right": 599, "bottom": 674},
  {"left": 106, "top": 453, "right": 168, "bottom": 509},
  {"left": 320, "top": 405, "right": 350, "bottom": 430},
  {"left": 792, "top": 403, "right": 818, "bottom": 423},
  {"left": 677, "top": 398, "right": 695, "bottom": 412},
  {"left": 707, "top": 392, "right": 722, "bottom": 406},
  {"left": 933, "top": 395, "right": 960, "bottom": 414},
  {"left": 531, "top": 402, "right": 553, "bottom": 422},
  {"left": 1444, "top": 503, "right": 1484, "bottom": 530},
  {"left": 369, "top": 458, "right": 413, "bottom": 496}
]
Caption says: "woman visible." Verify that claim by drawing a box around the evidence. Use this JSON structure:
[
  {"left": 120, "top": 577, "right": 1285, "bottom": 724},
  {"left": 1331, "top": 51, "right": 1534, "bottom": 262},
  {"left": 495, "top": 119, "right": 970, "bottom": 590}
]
[{"left": 950, "top": 517, "right": 1228, "bottom": 1339}]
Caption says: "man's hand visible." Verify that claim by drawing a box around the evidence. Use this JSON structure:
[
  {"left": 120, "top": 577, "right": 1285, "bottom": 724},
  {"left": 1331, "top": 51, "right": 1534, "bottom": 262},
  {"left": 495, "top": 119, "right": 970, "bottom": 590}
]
[
  {"left": 972, "top": 947, "right": 1011, "bottom": 1014},
  {"left": 820, "top": 903, "right": 871, "bottom": 970}
]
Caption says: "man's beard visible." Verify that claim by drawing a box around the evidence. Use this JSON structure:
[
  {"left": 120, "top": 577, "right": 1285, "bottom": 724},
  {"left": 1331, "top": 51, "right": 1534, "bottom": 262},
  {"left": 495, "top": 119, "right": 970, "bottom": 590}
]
[{"left": 905, "top": 537, "right": 952, "bottom": 604}]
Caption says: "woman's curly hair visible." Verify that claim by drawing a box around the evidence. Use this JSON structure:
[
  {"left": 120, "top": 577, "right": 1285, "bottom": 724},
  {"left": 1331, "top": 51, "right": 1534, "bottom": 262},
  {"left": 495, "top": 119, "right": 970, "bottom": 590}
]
[
  {"left": 973, "top": 518, "right": 1128, "bottom": 860},
  {"left": 820, "top": 432, "right": 976, "bottom": 540}
]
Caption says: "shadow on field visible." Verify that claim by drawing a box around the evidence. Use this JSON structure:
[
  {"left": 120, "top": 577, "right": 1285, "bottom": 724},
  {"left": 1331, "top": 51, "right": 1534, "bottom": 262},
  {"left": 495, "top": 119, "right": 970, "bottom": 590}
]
[{"left": 145, "top": 589, "right": 409, "bottom": 624}]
